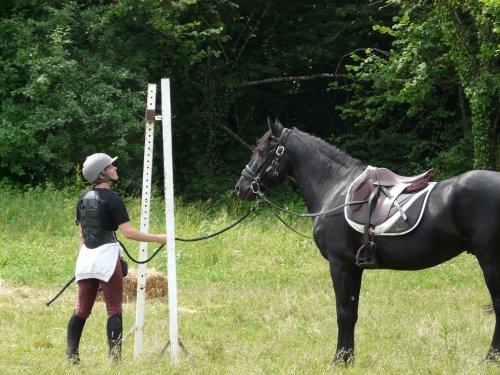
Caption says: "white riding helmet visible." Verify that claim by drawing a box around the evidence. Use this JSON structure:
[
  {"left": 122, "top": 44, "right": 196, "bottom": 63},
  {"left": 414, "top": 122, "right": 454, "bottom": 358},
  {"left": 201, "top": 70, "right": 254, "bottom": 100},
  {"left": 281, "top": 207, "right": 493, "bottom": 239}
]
[{"left": 82, "top": 153, "right": 118, "bottom": 184}]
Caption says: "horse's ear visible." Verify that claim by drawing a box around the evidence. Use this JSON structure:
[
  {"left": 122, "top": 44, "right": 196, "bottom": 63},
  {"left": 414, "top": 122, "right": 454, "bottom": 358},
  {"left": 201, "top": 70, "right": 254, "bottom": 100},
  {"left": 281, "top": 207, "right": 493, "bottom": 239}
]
[
  {"left": 268, "top": 117, "right": 283, "bottom": 137},
  {"left": 267, "top": 117, "right": 273, "bottom": 130}
]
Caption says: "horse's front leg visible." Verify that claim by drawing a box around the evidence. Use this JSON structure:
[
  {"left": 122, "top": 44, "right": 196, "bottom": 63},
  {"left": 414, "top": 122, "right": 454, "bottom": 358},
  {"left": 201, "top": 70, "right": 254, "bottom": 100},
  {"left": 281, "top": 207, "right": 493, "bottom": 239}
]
[{"left": 329, "top": 259, "right": 364, "bottom": 365}]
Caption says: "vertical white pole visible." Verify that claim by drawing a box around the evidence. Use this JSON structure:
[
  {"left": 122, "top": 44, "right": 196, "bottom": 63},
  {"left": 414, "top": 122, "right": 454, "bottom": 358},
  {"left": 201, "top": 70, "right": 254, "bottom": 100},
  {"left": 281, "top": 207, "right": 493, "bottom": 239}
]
[
  {"left": 134, "top": 83, "right": 157, "bottom": 357},
  {"left": 161, "top": 78, "right": 180, "bottom": 365}
]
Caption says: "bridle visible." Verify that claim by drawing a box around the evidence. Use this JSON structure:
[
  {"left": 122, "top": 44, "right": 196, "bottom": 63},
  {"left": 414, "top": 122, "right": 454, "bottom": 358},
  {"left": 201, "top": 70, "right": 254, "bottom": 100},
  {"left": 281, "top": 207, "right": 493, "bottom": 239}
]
[
  {"left": 241, "top": 128, "right": 293, "bottom": 195},
  {"left": 240, "top": 127, "right": 369, "bottom": 219}
]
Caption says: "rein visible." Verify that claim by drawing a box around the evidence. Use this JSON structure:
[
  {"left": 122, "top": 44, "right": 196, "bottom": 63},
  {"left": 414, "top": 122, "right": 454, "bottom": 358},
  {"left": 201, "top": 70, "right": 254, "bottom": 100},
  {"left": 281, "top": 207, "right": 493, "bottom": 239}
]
[
  {"left": 265, "top": 201, "right": 314, "bottom": 239},
  {"left": 46, "top": 204, "right": 257, "bottom": 307},
  {"left": 120, "top": 203, "right": 258, "bottom": 265},
  {"left": 258, "top": 192, "right": 368, "bottom": 218},
  {"left": 48, "top": 127, "right": 368, "bottom": 306},
  {"left": 46, "top": 193, "right": 363, "bottom": 307}
]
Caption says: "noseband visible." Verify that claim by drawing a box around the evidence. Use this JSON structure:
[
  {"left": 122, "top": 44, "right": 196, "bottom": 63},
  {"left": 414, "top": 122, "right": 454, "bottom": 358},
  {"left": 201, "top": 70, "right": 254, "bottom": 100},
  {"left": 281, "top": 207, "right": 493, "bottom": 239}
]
[{"left": 242, "top": 128, "right": 293, "bottom": 194}]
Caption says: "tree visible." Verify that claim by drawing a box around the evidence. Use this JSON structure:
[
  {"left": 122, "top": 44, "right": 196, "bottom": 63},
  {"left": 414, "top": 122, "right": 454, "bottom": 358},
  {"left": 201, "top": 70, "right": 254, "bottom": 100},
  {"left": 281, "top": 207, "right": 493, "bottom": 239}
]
[
  {"left": 1, "top": 0, "right": 390, "bottom": 197},
  {"left": 434, "top": 0, "right": 499, "bottom": 169},
  {"left": 330, "top": 0, "right": 499, "bottom": 176},
  {"left": 0, "top": 1, "right": 150, "bottom": 188}
]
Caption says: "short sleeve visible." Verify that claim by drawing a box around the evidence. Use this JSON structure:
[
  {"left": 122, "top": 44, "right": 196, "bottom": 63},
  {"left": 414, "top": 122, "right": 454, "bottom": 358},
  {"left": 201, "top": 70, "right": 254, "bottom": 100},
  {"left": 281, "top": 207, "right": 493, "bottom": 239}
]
[{"left": 109, "top": 196, "right": 130, "bottom": 226}]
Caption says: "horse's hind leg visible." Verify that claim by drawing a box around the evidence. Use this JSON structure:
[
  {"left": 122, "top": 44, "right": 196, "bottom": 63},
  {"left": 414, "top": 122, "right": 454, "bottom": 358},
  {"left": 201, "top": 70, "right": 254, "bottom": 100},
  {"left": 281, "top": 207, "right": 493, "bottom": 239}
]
[{"left": 477, "top": 256, "right": 500, "bottom": 360}]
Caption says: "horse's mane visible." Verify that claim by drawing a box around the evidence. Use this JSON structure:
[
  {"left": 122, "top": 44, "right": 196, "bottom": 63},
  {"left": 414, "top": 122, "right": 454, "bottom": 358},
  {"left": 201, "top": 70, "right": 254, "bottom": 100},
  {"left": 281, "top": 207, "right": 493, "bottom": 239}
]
[
  {"left": 253, "top": 127, "right": 363, "bottom": 169},
  {"left": 294, "top": 129, "right": 364, "bottom": 169}
]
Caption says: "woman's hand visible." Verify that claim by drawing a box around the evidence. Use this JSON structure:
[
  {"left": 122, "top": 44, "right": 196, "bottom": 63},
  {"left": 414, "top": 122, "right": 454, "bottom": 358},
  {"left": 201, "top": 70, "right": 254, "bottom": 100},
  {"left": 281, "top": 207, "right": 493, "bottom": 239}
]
[{"left": 156, "top": 234, "right": 167, "bottom": 245}]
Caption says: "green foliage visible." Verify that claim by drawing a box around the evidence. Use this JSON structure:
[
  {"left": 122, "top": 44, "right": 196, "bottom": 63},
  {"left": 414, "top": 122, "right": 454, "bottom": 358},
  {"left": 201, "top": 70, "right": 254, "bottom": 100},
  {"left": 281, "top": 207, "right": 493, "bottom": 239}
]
[
  {"left": 0, "top": 0, "right": 497, "bottom": 198},
  {"left": 0, "top": 1, "right": 149, "bottom": 189},
  {"left": 0, "top": 1, "right": 394, "bottom": 198},
  {"left": 330, "top": 0, "right": 498, "bottom": 175},
  {"left": 433, "top": 0, "right": 499, "bottom": 169}
]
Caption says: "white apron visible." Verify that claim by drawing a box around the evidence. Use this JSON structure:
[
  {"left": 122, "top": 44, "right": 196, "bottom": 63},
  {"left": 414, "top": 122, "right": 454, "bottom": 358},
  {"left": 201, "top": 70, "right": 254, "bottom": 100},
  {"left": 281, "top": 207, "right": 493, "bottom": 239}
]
[{"left": 75, "top": 242, "right": 122, "bottom": 282}]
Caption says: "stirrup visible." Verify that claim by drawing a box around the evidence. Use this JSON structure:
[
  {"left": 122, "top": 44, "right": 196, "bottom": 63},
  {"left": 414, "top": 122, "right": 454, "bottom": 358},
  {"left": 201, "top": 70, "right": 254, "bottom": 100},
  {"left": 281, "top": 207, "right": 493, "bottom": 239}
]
[{"left": 355, "top": 242, "right": 378, "bottom": 268}]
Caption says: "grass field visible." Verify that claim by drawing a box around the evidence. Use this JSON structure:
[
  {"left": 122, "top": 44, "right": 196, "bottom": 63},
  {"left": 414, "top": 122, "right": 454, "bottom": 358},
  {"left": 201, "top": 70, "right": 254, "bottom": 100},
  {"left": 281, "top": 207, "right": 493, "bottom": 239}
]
[{"left": 1, "top": 186, "right": 500, "bottom": 374}]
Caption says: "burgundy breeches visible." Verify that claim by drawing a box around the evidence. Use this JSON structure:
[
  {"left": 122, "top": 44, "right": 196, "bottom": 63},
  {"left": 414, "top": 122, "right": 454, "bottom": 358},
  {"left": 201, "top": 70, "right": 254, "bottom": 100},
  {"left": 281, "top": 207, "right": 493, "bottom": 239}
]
[{"left": 74, "top": 258, "right": 123, "bottom": 319}]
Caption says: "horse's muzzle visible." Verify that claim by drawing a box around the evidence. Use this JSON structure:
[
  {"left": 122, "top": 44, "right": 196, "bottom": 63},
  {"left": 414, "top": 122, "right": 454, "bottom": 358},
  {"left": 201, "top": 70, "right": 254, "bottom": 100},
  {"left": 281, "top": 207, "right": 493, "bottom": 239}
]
[{"left": 234, "top": 178, "right": 257, "bottom": 201}]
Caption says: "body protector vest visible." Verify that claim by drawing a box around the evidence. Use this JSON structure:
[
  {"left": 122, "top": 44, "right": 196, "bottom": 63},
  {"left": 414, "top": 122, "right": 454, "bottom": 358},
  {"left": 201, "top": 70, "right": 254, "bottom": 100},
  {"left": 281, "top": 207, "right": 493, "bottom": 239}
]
[{"left": 78, "top": 190, "right": 116, "bottom": 249}]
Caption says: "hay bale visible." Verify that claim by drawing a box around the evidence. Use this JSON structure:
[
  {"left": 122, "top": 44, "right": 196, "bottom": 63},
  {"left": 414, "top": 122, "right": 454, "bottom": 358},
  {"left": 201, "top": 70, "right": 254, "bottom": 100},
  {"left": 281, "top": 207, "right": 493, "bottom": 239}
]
[
  {"left": 124, "top": 268, "right": 168, "bottom": 301},
  {"left": 96, "top": 268, "right": 168, "bottom": 302}
]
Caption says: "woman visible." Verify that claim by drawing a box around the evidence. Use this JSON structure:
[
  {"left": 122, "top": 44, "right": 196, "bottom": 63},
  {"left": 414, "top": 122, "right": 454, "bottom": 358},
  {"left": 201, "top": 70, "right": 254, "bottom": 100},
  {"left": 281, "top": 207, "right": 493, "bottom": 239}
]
[{"left": 66, "top": 153, "right": 166, "bottom": 363}]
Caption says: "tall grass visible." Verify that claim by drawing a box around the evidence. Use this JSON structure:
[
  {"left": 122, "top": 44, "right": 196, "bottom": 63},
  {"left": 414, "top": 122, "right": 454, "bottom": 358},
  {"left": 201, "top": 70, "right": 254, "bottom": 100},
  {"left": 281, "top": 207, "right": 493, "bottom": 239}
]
[{"left": 0, "top": 187, "right": 499, "bottom": 374}]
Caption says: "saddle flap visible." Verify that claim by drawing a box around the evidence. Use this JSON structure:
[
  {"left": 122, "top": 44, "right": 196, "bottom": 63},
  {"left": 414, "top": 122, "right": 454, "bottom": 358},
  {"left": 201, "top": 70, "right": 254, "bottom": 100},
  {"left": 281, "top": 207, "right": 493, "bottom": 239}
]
[{"left": 370, "top": 184, "right": 407, "bottom": 225}]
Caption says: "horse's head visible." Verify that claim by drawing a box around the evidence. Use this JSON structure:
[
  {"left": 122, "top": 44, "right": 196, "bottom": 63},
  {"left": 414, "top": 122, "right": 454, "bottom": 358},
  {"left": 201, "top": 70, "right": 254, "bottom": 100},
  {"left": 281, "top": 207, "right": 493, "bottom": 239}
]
[{"left": 235, "top": 119, "right": 292, "bottom": 200}]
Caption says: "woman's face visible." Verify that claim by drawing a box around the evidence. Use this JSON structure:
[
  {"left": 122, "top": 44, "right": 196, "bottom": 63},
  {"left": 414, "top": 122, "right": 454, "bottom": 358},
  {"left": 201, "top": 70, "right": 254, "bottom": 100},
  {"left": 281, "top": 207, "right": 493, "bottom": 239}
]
[{"left": 106, "top": 164, "right": 118, "bottom": 181}]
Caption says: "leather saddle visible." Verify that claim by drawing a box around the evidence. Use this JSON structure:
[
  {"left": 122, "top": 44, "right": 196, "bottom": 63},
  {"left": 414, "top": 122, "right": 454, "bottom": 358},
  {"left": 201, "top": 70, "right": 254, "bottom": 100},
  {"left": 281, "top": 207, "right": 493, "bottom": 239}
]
[
  {"left": 346, "top": 167, "right": 435, "bottom": 268},
  {"left": 349, "top": 167, "right": 435, "bottom": 226}
]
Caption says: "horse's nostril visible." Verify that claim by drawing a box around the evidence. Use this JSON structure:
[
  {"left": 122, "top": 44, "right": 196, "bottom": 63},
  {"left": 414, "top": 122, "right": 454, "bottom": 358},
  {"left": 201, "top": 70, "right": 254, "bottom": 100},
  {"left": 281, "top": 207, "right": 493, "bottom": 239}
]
[{"left": 234, "top": 184, "right": 240, "bottom": 195}]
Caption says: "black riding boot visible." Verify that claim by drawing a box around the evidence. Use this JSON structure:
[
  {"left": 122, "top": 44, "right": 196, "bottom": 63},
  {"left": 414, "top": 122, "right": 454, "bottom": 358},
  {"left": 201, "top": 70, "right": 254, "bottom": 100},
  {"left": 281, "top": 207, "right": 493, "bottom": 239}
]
[
  {"left": 66, "top": 313, "right": 87, "bottom": 364},
  {"left": 107, "top": 312, "right": 123, "bottom": 361}
]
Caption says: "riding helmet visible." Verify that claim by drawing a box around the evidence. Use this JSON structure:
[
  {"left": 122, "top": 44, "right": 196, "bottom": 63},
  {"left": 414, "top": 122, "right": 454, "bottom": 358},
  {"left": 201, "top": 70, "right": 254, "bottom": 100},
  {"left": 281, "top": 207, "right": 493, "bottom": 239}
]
[{"left": 82, "top": 153, "right": 118, "bottom": 184}]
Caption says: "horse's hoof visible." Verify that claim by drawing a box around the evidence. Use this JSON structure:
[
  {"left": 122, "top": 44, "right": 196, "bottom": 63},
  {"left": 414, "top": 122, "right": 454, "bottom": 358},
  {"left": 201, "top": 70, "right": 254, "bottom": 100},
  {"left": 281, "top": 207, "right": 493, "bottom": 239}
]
[
  {"left": 332, "top": 350, "right": 355, "bottom": 366},
  {"left": 486, "top": 348, "right": 500, "bottom": 361}
]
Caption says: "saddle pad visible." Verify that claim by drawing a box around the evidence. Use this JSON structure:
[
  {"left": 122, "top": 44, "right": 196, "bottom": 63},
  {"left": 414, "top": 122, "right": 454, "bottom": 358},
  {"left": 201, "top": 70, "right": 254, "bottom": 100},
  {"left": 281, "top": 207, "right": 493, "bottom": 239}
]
[{"left": 344, "top": 172, "right": 437, "bottom": 236}]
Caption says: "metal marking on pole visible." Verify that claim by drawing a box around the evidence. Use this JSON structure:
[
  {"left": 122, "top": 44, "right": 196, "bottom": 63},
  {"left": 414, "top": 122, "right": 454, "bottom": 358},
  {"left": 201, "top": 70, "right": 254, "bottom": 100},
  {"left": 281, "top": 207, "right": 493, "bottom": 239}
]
[
  {"left": 134, "top": 83, "right": 157, "bottom": 357},
  {"left": 161, "top": 78, "right": 180, "bottom": 364}
]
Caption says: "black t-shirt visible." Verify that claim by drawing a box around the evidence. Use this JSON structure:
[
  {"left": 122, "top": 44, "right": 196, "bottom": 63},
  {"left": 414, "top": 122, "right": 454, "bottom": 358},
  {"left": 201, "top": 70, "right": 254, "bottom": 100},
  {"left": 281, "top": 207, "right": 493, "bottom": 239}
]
[{"left": 75, "top": 188, "right": 130, "bottom": 230}]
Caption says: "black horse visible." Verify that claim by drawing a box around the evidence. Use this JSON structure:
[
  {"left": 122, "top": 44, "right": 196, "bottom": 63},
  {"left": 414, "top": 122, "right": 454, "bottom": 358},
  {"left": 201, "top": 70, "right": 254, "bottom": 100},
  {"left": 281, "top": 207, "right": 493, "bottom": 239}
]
[{"left": 235, "top": 119, "right": 500, "bottom": 364}]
